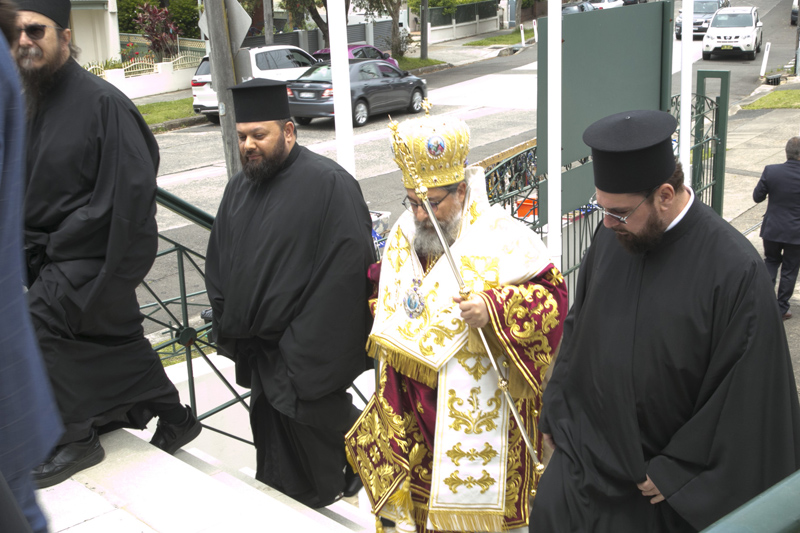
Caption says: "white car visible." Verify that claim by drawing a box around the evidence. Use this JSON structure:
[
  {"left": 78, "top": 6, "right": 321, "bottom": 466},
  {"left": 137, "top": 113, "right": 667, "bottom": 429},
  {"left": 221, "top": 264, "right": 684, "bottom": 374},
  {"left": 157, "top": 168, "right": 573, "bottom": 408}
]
[
  {"left": 192, "top": 45, "right": 320, "bottom": 124},
  {"left": 191, "top": 57, "right": 218, "bottom": 124},
  {"left": 588, "top": 0, "right": 624, "bottom": 9},
  {"left": 702, "top": 6, "right": 763, "bottom": 60}
]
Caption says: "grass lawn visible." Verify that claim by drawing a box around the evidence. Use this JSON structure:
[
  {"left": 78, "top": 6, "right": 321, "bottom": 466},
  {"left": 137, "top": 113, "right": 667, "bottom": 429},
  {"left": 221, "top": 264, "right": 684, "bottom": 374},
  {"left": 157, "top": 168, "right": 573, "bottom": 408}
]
[
  {"left": 465, "top": 28, "right": 534, "bottom": 47},
  {"left": 398, "top": 56, "right": 445, "bottom": 71},
  {"left": 742, "top": 90, "right": 800, "bottom": 110},
  {"left": 137, "top": 97, "right": 196, "bottom": 125}
]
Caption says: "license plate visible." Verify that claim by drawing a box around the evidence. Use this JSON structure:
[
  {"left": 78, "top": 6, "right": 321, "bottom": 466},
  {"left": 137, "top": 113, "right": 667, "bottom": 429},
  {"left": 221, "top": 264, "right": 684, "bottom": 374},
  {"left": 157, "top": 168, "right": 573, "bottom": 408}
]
[
  {"left": 721, "top": 45, "right": 733, "bottom": 50},
  {"left": 299, "top": 92, "right": 314, "bottom": 98}
]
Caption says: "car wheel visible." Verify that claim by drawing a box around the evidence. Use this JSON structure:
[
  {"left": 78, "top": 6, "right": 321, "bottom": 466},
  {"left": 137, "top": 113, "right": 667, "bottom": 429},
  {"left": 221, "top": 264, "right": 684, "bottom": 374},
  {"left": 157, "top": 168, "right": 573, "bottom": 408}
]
[
  {"left": 757, "top": 38, "right": 762, "bottom": 53},
  {"left": 702, "top": 51, "right": 711, "bottom": 60},
  {"left": 408, "top": 89, "right": 424, "bottom": 113},
  {"left": 295, "top": 117, "right": 313, "bottom": 126},
  {"left": 676, "top": 32, "right": 682, "bottom": 40},
  {"left": 353, "top": 100, "right": 369, "bottom": 127},
  {"left": 206, "top": 114, "right": 220, "bottom": 125}
]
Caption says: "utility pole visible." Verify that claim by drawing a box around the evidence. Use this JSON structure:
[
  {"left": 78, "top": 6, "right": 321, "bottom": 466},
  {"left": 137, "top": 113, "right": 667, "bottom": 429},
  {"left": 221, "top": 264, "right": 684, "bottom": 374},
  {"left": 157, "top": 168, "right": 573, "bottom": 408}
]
[
  {"left": 420, "top": 0, "right": 428, "bottom": 60},
  {"left": 205, "top": 0, "right": 242, "bottom": 179},
  {"left": 263, "top": 0, "right": 274, "bottom": 45}
]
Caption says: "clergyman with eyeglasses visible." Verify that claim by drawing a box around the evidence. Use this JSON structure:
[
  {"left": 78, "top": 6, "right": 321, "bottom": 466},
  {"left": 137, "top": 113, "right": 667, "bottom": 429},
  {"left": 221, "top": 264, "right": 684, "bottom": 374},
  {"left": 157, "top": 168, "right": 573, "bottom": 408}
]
[
  {"left": 531, "top": 109, "right": 800, "bottom": 532},
  {"left": 345, "top": 110, "right": 569, "bottom": 532},
  {"left": 12, "top": 0, "right": 202, "bottom": 488}
]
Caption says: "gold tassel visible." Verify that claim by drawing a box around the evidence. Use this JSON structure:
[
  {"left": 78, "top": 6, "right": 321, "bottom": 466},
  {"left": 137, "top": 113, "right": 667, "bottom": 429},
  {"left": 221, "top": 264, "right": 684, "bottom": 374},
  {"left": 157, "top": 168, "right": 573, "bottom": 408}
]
[
  {"left": 467, "top": 327, "right": 485, "bottom": 353},
  {"left": 387, "top": 476, "right": 412, "bottom": 512},
  {"left": 375, "top": 515, "right": 385, "bottom": 533}
]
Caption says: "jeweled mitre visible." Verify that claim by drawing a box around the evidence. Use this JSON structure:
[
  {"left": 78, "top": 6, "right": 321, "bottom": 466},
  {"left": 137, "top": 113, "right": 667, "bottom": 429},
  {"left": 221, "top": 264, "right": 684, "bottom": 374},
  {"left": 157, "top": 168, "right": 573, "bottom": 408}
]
[{"left": 390, "top": 109, "right": 470, "bottom": 189}]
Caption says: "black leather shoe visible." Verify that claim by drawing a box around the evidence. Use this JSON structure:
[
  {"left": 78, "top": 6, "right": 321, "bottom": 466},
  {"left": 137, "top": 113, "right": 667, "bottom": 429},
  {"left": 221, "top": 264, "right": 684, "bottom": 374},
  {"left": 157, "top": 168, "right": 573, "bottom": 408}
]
[
  {"left": 32, "top": 431, "right": 105, "bottom": 489},
  {"left": 784, "top": 311, "right": 792, "bottom": 321},
  {"left": 343, "top": 467, "right": 363, "bottom": 497},
  {"left": 150, "top": 405, "right": 202, "bottom": 455}
]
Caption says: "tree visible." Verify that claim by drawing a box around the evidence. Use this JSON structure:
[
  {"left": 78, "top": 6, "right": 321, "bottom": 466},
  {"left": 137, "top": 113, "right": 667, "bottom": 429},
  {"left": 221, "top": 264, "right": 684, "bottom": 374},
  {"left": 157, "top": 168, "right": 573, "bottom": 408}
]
[
  {"left": 353, "top": 0, "right": 404, "bottom": 57},
  {"left": 134, "top": 2, "right": 181, "bottom": 60},
  {"left": 118, "top": 0, "right": 148, "bottom": 33},
  {"left": 168, "top": 0, "right": 201, "bottom": 39},
  {"left": 280, "top": 0, "right": 350, "bottom": 48}
]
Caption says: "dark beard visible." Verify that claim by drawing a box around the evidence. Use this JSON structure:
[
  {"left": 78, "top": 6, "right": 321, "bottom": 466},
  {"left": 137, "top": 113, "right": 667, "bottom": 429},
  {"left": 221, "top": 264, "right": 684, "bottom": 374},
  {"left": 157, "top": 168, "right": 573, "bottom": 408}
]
[
  {"left": 17, "top": 46, "right": 67, "bottom": 117},
  {"left": 413, "top": 204, "right": 463, "bottom": 258},
  {"left": 614, "top": 209, "right": 665, "bottom": 254},
  {"left": 241, "top": 143, "right": 287, "bottom": 184}
]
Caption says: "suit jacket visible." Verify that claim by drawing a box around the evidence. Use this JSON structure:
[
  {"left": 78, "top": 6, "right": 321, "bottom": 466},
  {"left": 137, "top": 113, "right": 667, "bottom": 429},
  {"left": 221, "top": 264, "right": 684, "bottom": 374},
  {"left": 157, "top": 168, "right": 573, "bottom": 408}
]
[
  {"left": 753, "top": 159, "right": 800, "bottom": 244},
  {"left": 0, "top": 34, "right": 62, "bottom": 487}
]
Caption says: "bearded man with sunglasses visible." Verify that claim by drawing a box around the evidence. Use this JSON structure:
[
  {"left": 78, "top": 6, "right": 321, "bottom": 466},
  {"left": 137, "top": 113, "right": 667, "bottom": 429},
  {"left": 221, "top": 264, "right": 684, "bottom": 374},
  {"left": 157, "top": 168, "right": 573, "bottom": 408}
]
[
  {"left": 12, "top": 0, "right": 201, "bottom": 488},
  {"left": 531, "top": 110, "right": 800, "bottom": 532}
]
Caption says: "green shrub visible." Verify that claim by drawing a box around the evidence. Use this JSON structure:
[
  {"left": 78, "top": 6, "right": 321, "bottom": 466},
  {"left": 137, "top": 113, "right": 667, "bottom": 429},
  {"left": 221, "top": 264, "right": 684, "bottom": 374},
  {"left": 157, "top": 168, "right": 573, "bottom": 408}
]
[
  {"left": 168, "top": 0, "right": 201, "bottom": 39},
  {"left": 118, "top": 0, "right": 148, "bottom": 33}
]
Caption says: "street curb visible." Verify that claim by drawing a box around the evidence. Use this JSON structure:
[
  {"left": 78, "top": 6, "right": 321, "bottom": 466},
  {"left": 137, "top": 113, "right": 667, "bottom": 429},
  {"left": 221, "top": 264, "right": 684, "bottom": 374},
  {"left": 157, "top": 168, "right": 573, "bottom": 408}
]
[
  {"left": 149, "top": 115, "right": 208, "bottom": 133},
  {"left": 409, "top": 62, "right": 455, "bottom": 76}
]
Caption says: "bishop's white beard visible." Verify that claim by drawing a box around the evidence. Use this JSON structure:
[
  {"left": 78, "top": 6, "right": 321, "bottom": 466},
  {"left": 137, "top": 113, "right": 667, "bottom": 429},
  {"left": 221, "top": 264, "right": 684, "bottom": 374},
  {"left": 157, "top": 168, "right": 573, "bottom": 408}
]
[{"left": 413, "top": 204, "right": 463, "bottom": 259}]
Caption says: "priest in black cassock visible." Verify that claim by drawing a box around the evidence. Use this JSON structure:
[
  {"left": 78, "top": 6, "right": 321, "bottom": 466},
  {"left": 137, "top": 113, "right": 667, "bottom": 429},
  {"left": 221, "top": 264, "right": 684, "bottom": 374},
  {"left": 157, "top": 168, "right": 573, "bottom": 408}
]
[
  {"left": 14, "top": 0, "right": 201, "bottom": 488},
  {"left": 205, "top": 79, "right": 374, "bottom": 508},
  {"left": 531, "top": 110, "right": 800, "bottom": 532}
]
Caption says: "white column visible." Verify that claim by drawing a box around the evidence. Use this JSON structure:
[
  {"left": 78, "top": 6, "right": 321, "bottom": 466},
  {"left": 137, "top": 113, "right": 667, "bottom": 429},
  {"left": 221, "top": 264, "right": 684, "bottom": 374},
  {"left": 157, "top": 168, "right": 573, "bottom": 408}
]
[
  {"left": 547, "top": 0, "right": 562, "bottom": 269},
  {"left": 679, "top": 0, "right": 694, "bottom": 185},
  {"left": 327, "top": 1, "right": 356, "bottom": 177}
]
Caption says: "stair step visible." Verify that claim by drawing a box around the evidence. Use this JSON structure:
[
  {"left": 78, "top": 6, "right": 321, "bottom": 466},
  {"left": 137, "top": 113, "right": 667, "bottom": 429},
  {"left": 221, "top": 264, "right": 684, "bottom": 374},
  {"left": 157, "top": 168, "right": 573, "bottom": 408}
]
[{"left": 37, "top": 429, "right": 364, "bottom": 532}]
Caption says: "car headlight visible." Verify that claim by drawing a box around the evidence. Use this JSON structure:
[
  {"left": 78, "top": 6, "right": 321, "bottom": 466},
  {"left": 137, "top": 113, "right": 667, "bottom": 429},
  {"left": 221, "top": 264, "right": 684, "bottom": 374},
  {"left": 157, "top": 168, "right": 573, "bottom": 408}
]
[{"left": 704, "top": 35, "right": 714, "bottom": 40}]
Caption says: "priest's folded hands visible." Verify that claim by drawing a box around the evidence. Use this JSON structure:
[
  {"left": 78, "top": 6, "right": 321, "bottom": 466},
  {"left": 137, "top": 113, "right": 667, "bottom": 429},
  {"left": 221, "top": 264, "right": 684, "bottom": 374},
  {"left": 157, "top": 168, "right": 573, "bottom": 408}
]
[{"left": 637, "top": 475, "right": 665, "bottom": 504}]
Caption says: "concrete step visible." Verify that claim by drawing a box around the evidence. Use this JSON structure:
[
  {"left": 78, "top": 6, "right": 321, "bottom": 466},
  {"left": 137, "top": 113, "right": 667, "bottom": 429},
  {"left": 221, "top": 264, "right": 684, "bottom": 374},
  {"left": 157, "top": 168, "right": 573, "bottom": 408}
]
[{"left": 36, "top": 429, "right": 369, "bottom": 533}]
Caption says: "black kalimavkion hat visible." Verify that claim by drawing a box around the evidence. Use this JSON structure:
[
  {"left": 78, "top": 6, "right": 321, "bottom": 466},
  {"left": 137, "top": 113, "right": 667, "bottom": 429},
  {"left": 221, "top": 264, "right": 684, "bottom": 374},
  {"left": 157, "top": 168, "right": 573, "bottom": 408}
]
[
  {"left": 583, "top": 109, "right": 677, "bottom": 194},
  {"left": 15, "top": 0, "right": 71, "bottom": 28},
  {"left": 230, "top": 78, "right": 291, "bottom": 123}
]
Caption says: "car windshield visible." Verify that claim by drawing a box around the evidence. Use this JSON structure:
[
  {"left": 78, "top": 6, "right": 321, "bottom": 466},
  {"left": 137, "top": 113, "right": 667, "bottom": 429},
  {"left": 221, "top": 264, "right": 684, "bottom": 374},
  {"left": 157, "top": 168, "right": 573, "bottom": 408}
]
[
  {"left": 694, "top": 1, "right": 718, "bottom": 14},
  {"left": 711, "top": 13, "right": 753, "bottom": 27},
  {"left": 297, "top": 65, "right": 333, "bottom": 82}
]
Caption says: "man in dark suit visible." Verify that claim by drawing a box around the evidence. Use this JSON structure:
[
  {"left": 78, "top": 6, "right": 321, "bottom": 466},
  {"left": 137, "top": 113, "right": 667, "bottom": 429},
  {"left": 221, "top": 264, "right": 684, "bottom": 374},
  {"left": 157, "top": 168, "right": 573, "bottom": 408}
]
[
  {"left": 0, "top": 2, "right": 63, "bottom": 531},
  {"left": 753, "top": 136, "right": 800, "bottom": 320}
]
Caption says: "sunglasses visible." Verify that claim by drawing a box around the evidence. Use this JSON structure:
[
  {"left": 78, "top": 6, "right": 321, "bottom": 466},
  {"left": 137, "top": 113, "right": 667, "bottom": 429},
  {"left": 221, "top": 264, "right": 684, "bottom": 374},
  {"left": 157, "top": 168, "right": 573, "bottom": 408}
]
[{"left": 18, "top": 23, "right": 60, "bottom": 41}]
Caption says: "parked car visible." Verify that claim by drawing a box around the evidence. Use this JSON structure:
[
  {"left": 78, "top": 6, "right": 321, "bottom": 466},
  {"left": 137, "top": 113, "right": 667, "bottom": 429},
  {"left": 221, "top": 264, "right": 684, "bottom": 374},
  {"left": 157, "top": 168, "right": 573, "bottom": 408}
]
[
  {"left": 702, "top": 6, "right": 763, "bottom": 60},
  {"left": 191, "top": 56, "right": 219, "bottom": 124},
  {"left": 792, "top": 0, "right": 798, "bottom": 25},
  {"left": 287, "top": 59, "right": 427, "bottom": 127},
  {"left": 675, "top": 0, "right": 730, "bottom": 40},
  {"left": 192, "top": 45, "right": 320, "bottom": 123},
  {"left": 312, "top": 44, "right": 400, "bottom": 68},
  {"left": 233, "top": 44, "right": 319, "bottom": 83},
  {"left": 561, "top": 1, "right": 597, "bottom": 14},
  {"left": 588, "top": 0, "right": 623, "bottom": 9},
  {"left": 621, "top": 0, "right": 646, "bottom": 5}
]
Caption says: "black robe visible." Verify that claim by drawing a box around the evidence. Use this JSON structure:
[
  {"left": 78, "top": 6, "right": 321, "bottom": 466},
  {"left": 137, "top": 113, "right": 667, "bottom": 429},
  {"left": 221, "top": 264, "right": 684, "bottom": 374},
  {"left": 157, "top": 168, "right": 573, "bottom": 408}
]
[
  {"left": 532, "top": 199, "right": 800, "bottom": 532},
  {"left": 205, "top": 144, "right": 374, "bottom": 507},
  {"left": 24, "top": 59, "right": 179, "bottom": 445}
]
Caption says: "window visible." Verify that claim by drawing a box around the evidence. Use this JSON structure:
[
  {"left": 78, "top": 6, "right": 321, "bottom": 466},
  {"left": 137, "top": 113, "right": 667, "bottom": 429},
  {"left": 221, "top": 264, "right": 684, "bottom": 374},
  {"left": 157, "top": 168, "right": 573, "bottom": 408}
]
[
  {"left": 378, "top": 64, "right": 400, "bottom": 78},
  {"left": 352, "top": 48, "right": 366, "bottom": 58},
  {"left": 255, "top": 52, "right": 275, "bottom": 70},
  {"left": 363, "top": 47, "right": 381, "bottom": 59},
  {"left": 359, "top": 64, "right": 381, "bottom": 80}
]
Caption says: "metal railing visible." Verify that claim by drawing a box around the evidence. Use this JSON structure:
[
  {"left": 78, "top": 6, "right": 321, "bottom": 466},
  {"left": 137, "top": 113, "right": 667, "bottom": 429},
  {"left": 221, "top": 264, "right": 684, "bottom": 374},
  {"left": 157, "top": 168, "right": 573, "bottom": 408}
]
[{"left": 145, "top": 188, "right": 253, "bottom": 445}]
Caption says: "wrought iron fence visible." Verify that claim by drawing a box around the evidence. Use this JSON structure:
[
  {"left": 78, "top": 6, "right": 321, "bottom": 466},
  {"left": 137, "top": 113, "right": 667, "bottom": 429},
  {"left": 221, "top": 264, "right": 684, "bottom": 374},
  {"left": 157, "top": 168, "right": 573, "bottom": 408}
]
[{"left": 144, "top": 189, "right": 252, "bottom": 445}]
